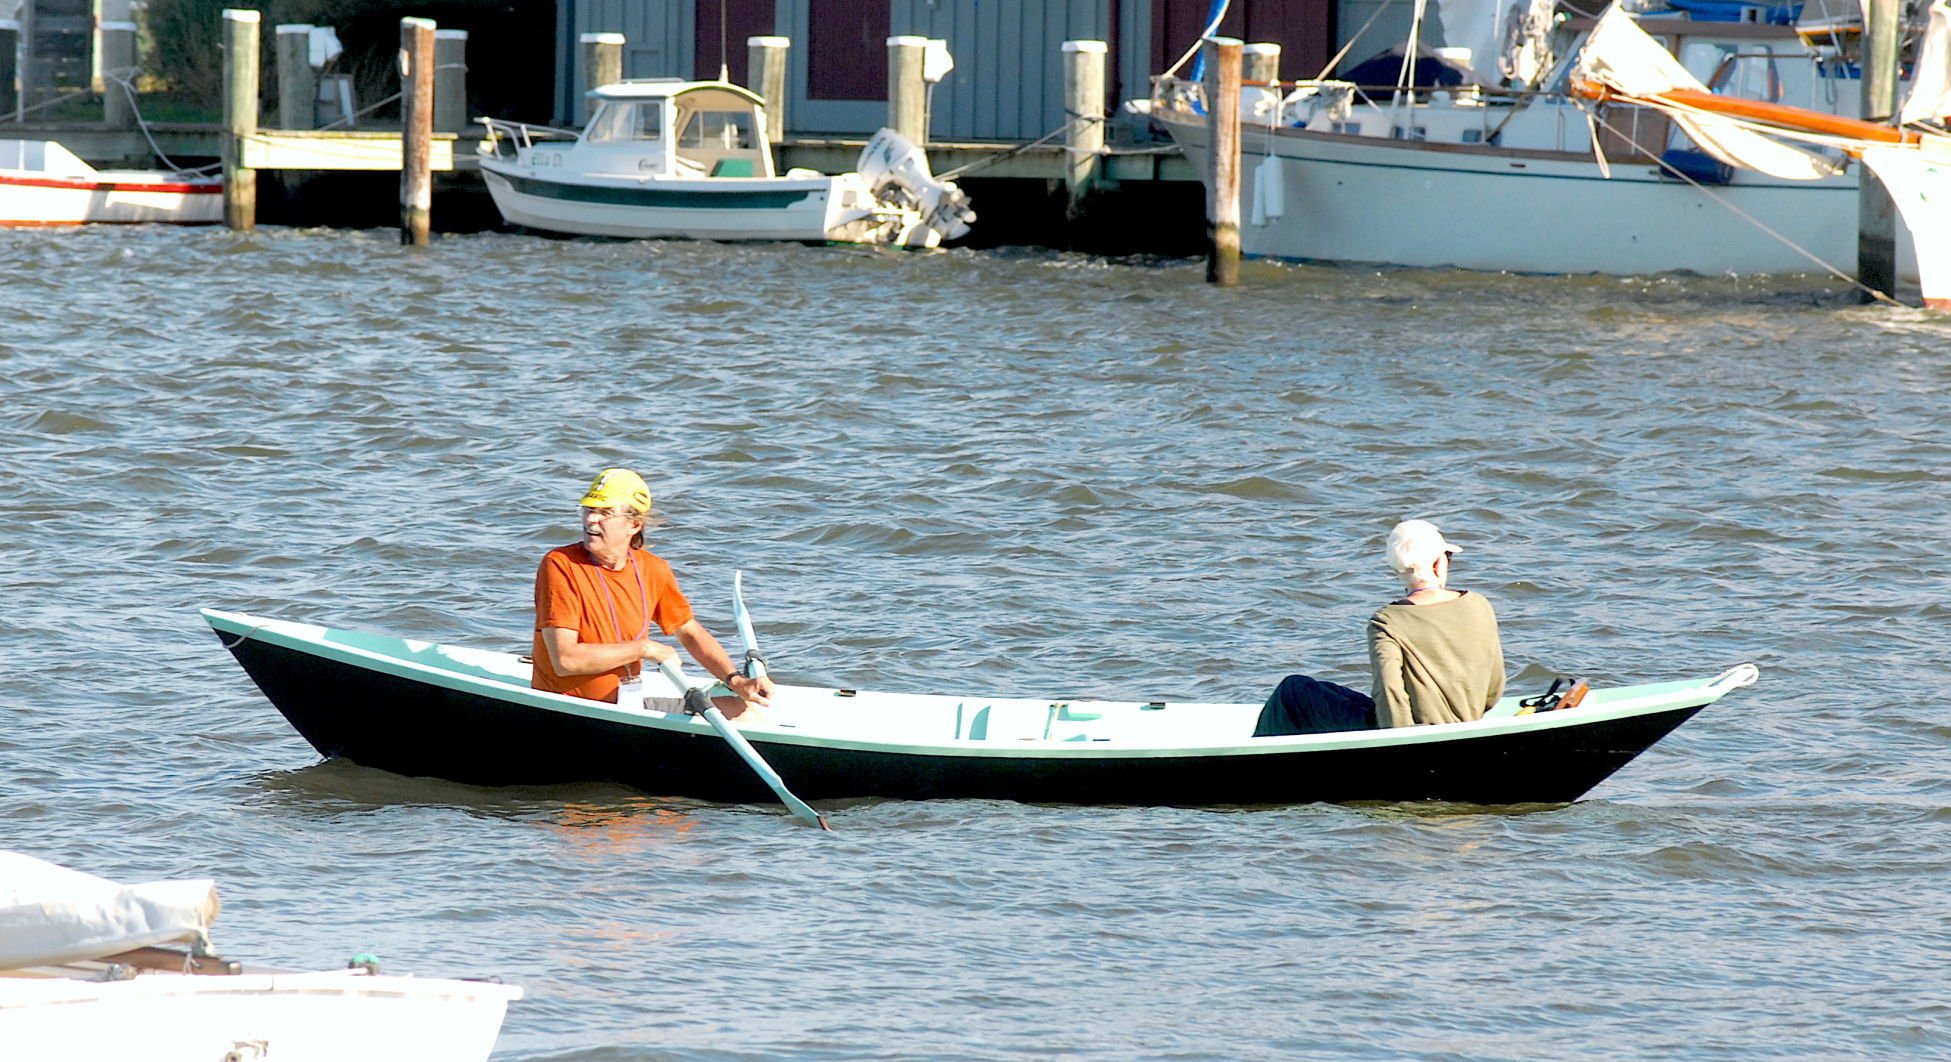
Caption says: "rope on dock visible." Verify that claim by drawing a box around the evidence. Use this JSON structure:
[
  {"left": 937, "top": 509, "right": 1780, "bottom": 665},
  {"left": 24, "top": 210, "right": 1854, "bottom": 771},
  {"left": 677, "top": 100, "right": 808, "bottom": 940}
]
[
  {"left": 936, "top": 115, "right": 1098, "bottom": 182},
  {"left": 101, "top": 68, "right": 218, "bottom": 177}
]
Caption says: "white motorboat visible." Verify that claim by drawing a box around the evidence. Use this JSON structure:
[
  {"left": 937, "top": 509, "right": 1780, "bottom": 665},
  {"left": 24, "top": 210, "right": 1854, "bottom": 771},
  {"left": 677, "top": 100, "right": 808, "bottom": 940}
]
[
  {"left": 0, "top": 850, "right": 522, "bottom": 1062},
  {"left": 0, "top": 140, "right": 222, "bottom": 226},
  {"left": 1150, "top": 3, "right": 1921, "bottom": 279},
  {"left": 478, "top": 79, "right": 975, "bottom": 247}
]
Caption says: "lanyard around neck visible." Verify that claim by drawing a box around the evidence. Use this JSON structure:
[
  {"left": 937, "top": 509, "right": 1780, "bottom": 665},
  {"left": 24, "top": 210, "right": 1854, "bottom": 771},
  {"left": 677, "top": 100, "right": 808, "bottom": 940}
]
[{"left": 594, "top": 550, "right": 650, "bottom": 654}]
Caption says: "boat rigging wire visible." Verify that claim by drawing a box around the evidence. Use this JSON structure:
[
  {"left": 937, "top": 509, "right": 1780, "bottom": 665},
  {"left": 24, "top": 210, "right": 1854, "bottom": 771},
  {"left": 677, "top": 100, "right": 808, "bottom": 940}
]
[
  {"left": 1163, "top": 0, "right": 1232, "bottom": 82},
  {"left": 1573, "top": 97, "right": 1901, "bottom": 304}
]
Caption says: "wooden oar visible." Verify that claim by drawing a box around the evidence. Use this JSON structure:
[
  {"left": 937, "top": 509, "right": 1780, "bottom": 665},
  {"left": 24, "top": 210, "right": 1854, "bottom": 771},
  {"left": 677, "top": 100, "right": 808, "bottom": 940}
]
[{"left": 656, "top": 657, "right": 830, "bottom": 831}]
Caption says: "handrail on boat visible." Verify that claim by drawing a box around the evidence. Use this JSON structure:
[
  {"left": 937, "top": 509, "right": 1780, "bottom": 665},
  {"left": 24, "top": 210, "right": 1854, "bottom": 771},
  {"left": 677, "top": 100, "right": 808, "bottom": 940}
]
[{"left": 476, "top": 117, "right": 581, "bottom": 160}]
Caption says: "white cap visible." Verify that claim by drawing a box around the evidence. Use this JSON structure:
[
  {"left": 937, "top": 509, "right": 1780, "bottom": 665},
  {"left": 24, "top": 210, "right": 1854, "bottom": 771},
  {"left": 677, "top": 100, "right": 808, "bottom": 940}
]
[{"left": 1386, "top": 519, "right": 1461, "bottom": 576}]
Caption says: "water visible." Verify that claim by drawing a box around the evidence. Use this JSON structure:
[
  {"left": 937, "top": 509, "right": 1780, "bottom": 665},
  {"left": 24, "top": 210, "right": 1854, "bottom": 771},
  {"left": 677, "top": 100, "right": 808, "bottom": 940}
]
[{"left": 3, "top": 227, "right": 1949, "bottom": 1060}]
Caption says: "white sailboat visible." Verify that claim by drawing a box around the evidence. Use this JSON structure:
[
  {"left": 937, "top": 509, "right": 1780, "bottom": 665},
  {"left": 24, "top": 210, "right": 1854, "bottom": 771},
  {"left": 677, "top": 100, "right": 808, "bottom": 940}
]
[
  {"left": 1149, "top": 2, "right": 1920, "bottom": 280},
  {"left": 0, "top": 851, "right": 522, "bottom": 1062},
  {"left": 1573, "top": 0, "right": 1950, "bottom": 306}
]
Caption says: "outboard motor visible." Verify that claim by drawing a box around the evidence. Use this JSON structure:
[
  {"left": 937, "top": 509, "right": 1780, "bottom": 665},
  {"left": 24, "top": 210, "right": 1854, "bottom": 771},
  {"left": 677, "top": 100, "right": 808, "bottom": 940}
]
[{"left": 857, "top": 128, "right": 977, "bottom": 243}]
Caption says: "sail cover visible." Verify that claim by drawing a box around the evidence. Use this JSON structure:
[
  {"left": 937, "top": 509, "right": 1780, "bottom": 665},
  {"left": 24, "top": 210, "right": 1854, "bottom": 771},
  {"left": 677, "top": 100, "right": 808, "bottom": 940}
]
[
  {"left": 1860, "top": 143, "right": 1951, "bottom": 306},
  {"left": 0, "top": 851, "right": 219, "bottom": 969},
  {"left": 1437, "top": 0, "right": 1558, "bottom": 86},
  {"left": 1900, "top": 0, "right": 1951, "bottom": 127},
  {"left": 1575, "top": 5, "right": 1844, "bottom": 179}
]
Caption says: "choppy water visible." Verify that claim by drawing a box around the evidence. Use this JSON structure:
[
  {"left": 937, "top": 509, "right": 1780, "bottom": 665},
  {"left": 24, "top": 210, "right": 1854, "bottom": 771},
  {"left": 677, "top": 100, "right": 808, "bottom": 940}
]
[{"left": 3, "top": 226, "right": 1949, "bottom": 1060}]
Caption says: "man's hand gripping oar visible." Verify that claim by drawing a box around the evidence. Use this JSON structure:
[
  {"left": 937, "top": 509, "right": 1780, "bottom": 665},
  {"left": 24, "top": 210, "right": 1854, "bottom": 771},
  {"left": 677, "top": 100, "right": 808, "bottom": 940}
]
[{"left": 654, "top": 577, "right": 829, "bottom": 831}]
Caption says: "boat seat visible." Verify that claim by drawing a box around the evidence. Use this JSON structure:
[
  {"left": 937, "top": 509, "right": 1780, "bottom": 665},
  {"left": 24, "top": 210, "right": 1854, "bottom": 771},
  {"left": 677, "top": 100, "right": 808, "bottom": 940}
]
[
  {"left": 961, "top": 702, "right": 1055, "bottom": 741},
  {"left": 709, "top": 157, "right": 756, "bottom": 177}
]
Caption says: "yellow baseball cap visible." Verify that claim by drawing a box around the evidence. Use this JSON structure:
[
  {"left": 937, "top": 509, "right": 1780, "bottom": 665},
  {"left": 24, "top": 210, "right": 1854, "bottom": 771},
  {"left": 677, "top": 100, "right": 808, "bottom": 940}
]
[{"left": 577, "top": 468, "right": 651, "bottom": 513}]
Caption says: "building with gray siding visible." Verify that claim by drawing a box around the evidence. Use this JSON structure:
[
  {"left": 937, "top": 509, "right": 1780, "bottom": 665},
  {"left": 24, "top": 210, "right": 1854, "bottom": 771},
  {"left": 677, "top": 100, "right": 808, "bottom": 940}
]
[{"left": 555, "top": 0, "right": 1337, "bottom": 140}]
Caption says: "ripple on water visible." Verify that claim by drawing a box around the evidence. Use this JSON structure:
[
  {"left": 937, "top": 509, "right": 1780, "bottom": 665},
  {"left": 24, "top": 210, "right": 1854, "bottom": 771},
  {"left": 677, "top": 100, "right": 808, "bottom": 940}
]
[{"left": 2, "top": 228, "right": 1949, "bottom": 1060}]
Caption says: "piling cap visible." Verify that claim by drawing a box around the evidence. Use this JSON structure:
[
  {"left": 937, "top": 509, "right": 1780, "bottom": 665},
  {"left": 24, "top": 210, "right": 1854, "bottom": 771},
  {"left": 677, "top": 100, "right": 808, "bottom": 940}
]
[
  {"left": 1386, "top": 519, "right": 1461, "bottom": 575},
  {"left": 578, "top": 468, "right": 652, "bottom": 513}
]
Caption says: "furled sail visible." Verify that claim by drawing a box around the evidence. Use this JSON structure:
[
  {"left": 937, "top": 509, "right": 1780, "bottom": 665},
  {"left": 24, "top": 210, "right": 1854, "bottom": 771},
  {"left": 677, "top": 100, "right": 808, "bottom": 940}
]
[
  {"left": 0, "top": 850, "right": 219, "bottom": 969},
  {"left": 1574, "top": 5, "right": 1845, "bottom": 179},
  {"left": 1900, "top": 0, "right": 1951, "bottom": 126}
]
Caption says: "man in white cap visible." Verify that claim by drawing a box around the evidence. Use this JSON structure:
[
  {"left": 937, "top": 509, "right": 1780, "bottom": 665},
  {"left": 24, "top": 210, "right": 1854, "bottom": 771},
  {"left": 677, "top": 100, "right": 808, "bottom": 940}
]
[
  {"left": 1255, "top": 518, "right": 1504, "bottom": 734},
  {"left": 1367, "top": 518, "right": 1504, "bottom": 727},
  {"left": 530, "top": 468, "right": 772, "bottom": 717}
]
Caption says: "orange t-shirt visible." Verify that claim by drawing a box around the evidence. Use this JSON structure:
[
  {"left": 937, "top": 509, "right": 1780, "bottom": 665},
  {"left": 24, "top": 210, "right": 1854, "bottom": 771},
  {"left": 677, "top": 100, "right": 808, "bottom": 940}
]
[{"left": 531, "top": 544, "right": 694, "bottom": 702}]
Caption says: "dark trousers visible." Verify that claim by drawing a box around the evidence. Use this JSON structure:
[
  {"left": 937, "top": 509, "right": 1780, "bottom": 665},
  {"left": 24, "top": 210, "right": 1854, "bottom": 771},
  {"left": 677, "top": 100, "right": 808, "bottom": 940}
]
[{"left": 1253, "top": 674, "right": 1378, "bottom": 736}]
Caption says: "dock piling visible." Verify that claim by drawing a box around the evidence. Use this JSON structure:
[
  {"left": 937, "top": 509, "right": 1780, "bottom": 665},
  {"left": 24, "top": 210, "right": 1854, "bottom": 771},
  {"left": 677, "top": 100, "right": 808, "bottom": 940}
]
[
  {"left": 747, "top": 35, "right": 788, "bottom": 143},
  {"left": 434, "top": 29, "right": 468, "bottom": 134},
  {"left": 887, "top": 35, "right": 927, "bottom": 144},
  {"left": 400, "top": 16, "right": 435, "bottom": 246},
  {"left": 275, "top": 24, "right": 314, "bottom": 130},
  {"left": 100, "top": 21, "right": 138, "bottom": 129},
  {"left": 1203, "top": 36, "right": 1243, "bottom": 286},
  {"left": 221, "top": 8, "right": 260, "bottom": 231},
  {"left": 1061, "top": 40, "right": 1107, "bottom": 226},
  {"left": 1857, "top": 0, "right": 1899, "bottom": 300},
  {"left": 580, "top": 32, "right": 624, "bottom": 124},
  {"left": 0, "top": 20, "right": 15, "bottom": 119},
  {"left": 1243, "top": 42, "right": 1281, "bottom": 86}
]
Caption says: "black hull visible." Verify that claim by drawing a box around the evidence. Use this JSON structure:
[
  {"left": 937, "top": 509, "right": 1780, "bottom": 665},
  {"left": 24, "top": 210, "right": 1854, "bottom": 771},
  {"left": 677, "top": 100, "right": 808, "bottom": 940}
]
[{"left": 222, "top": 634, "right": 1704, "bottom": 806}]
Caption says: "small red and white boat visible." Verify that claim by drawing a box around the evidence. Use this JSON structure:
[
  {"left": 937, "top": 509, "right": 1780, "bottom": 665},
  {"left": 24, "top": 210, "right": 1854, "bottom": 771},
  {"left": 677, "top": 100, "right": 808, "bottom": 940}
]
[{"left": 0, "top": 139, "right": 222, "bottom": 226}]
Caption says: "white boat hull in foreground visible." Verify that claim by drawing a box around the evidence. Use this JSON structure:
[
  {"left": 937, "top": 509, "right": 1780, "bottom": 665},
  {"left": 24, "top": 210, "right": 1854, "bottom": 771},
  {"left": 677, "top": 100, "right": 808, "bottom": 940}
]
[
  {"left": 0, "top": 850, "right": 520, "bottom": 1062},
  {"left": 0, "top": 970, "right": 521, "bottom": 1062}
]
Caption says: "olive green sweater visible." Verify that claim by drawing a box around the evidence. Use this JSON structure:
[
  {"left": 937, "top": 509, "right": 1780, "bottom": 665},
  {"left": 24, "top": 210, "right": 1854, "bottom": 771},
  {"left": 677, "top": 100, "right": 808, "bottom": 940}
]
[{"left": 1367, "top": 591, "right": 1506, "bottom": 728}]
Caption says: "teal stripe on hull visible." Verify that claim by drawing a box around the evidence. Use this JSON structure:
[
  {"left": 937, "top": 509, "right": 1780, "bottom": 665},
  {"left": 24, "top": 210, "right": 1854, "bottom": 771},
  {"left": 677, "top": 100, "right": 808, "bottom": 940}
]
[{"left": 501, "top": 172, "right": 818, "bottom": 211}]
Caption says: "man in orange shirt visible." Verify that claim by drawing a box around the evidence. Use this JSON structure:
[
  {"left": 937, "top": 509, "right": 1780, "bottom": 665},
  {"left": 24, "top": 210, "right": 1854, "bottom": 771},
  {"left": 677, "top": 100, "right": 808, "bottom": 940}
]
[{"left": 531, "top": 468, "right": 772, "bottom": 717}]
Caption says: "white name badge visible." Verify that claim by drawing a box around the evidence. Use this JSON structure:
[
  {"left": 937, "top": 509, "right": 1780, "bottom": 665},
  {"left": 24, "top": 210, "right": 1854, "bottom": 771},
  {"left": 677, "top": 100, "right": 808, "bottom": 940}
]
[{"left": 616, "top": 674, "right": 644, "bottom": 712}]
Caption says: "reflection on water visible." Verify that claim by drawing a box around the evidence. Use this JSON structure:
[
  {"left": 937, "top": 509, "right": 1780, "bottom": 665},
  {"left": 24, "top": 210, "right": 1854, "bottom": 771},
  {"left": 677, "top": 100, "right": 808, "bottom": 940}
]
[{"left": 3, "top": 226, "right": 1948, "bottom": 1059}]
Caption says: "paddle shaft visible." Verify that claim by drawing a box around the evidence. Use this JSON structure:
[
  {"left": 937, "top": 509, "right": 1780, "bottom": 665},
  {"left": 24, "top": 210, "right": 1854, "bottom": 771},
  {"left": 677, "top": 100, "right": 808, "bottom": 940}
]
[{"left": 658, "top": 658, "right": 828, "bottom": 830}]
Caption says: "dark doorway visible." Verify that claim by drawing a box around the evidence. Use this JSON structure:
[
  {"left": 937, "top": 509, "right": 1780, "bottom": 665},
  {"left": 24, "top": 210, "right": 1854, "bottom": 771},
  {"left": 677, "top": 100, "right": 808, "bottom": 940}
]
[
  {"left": 694, "top": 0, "right": 777, "bottom": 84},
  {"left": 806, "top": 0, "right": 890, "bottom": 101}
]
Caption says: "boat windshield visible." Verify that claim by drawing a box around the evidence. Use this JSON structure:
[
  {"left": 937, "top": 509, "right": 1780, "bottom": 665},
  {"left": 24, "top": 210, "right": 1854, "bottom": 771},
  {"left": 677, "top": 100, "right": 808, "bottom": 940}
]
[
  {"left": 679, "top": 111, "right": 757, "bottom": 150},
  {"left": 585, "top": 101, "right": 663, "bottom": 144}
]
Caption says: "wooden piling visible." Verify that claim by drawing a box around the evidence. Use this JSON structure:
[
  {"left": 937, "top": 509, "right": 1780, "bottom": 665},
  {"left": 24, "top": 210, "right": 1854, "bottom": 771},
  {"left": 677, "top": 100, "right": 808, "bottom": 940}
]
[
  {"left": 1203, "top": 37, "right": 1243, "bottom": 286},
  {"left": 275, "top": 24, "right": 314, "bottom": 130},
  {"left": 580, "top": 32, "right": 624, "bottom": 124},
  {"left": 0, "top": 20, "right": 16, "bottom": 119},
  {"left": 100, "top": 21, "right": 138, "bottom": 129},
  {"left": 1061, "top": 40, "right": 1107, "bottom": 225},
  {"left": 887, "top": 35, "right": 927, "bottom": 144},
  {"left": 1857, "top": 0, "right": 1900, "bottom": 300},
  {"left": 434, "top": 29, "right": 468, "bottom": 134},
  {"left": 221, "top": 8, "right": 260, "bottom": 232},
  {"left": 1243, "top": 42, "right": 1281, "bottom": 86},
  {"left": 747, "top": 35, "right": 788, "bottom": 143},
  {"left": 400, "top": 17, "right": 435, "bottom": 246}
]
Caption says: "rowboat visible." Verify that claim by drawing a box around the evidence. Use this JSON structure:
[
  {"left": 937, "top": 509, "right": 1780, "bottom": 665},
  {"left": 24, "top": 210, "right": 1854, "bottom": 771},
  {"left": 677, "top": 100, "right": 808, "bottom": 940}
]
[
  {"left": 0, "top": 850, "right": 521, "bottom": 1062},
  {"left": 202, "top": 605, "right": 1758, "bottom": 807},
  {"left": 0, "top": 139, "right": 222, "bottom": 226}
]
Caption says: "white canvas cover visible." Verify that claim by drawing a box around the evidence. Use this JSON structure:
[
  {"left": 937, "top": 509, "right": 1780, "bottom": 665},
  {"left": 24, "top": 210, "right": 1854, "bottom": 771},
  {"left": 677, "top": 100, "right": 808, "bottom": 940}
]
[
  {"left": 1575, "top": 5, "right": 1844, "bottom": 180},
  {"left": 0, "top": 851, "right": 219, "bottom": 969},
  {"left": 1900, "top": 0, "right": 1951, "bottom": 127},
  {"left": 1437, "top": 0, "right": 1558, "bottom": 86},
  {"left": 1860, "top": 141, "right": 1951, "bottom": 303}
]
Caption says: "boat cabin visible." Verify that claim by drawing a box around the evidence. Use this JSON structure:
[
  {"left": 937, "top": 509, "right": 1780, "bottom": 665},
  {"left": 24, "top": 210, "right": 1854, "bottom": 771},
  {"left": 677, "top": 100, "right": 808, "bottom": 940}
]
[{"left": 579, "top": 80, "right": 776, "bottom": 179}]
